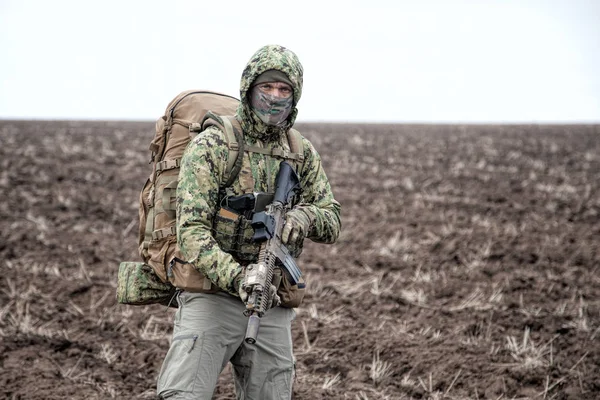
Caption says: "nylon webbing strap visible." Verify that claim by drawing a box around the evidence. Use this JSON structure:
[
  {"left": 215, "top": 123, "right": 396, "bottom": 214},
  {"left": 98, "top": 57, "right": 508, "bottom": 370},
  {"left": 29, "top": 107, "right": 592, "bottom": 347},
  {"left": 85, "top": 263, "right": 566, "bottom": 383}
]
[
  {"left": 172, "top": 118, "right": 192, "bottom": 128},
  {"left": 221, "top": 116, "right": 240, "bottom": 181},
  {"left": 152, "top": 225, "right": 177, "bottom": 241},
  {"left": 223, "top": 116, "right": 244, "bottom": 188},
  {"left": 203, "top": 277, "right": 212, "bottom": 290},
  {"left": 156, "top": 158, "right": 181, "bottom": 172},
  {"left": 161, "top": 180, "right": 178, "bottom": 218},
  {"left": 244, "top": 145, "right": 303, "bottom": 161},
  {"left": 287, "top": 128, "right": 305, "bottom": 164},
  {"left": 142, "top": 189, "right": 155, "bottom": 257}
]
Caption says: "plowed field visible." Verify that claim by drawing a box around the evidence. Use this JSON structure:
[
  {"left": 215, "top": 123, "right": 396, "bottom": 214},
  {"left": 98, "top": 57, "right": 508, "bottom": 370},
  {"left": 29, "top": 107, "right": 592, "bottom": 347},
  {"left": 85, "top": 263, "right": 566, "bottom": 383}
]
[{"left": 1, "top": 120, "right": 598, "bottom": 399}]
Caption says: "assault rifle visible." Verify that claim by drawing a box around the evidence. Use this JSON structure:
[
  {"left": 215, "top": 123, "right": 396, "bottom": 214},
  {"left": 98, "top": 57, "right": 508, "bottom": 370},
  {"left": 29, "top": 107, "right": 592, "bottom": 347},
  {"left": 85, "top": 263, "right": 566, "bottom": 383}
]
[{"left": 241, "top": 161, "right": 303, "bottom": 344}]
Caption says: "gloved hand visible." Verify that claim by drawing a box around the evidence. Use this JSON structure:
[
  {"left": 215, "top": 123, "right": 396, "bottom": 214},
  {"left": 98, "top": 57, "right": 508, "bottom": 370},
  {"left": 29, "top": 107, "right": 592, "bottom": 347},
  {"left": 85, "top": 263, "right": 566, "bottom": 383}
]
[
  {"left": 234, "top": 268, "right": 248, "bottom": 303},
  {"left": 235, "top": 265, "right": 281, "bottom": 309},
  {"left": 281, "top": 208, "right": 312, "bottom": 246},
  {"left": 267, "top": 284, "right": 281, "bottom": 309}
]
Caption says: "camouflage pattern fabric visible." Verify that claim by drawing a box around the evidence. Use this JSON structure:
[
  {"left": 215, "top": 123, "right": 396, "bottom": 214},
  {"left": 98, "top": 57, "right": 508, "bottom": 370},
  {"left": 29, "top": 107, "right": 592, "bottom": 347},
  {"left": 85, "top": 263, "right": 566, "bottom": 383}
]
[
  {"left": 176, "top": 45, "right": 341, "bottom": 296},
  {"left": 236, "top": 44, "right": 304, "bottom": 141},
  {"left": 116, "top": 262, "right": 177, "bottom": 306},
  {"left": 249, "top": 88, "right": 294, "bottom": 126}
]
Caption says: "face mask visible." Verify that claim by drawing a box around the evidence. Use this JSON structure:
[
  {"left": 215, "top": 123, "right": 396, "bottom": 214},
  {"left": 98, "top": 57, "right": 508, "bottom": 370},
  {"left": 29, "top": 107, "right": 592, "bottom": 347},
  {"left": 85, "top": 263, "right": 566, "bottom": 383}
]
[{"left": 249, "top": 87, "right": 294, "bottom": 126}]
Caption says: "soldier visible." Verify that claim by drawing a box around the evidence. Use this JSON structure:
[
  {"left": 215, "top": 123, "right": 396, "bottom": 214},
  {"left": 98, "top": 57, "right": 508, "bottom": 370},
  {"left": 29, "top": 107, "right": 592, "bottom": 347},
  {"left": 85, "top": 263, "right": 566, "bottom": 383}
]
[{"left": 156, "top": 44, "right": 341, "bottom": 399}]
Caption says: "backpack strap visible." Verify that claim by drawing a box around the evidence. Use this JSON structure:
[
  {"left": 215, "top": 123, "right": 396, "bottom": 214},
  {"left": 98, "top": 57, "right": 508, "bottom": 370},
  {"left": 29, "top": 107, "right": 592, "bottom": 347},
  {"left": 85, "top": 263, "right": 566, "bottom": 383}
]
[
  {"left": 243, "top": 128, "right": 304, "bottom": 166},
  {"left": 239, "top": 127, "right": 305, "bottom": 194},
  {"left": 243, "top": 145, "right": 303, "bottom": 162},
  {"left": 201, "top": 114, "right": 305, "bottom": 194},
  {"left": 222, "top": 116, "right": 245, "bottom": 187},
  {"left": 201, "top": 112, "right": 245, "bottom": 191},
  {"left": 286, "top": 128, "right": 305, "bottom": 172}
]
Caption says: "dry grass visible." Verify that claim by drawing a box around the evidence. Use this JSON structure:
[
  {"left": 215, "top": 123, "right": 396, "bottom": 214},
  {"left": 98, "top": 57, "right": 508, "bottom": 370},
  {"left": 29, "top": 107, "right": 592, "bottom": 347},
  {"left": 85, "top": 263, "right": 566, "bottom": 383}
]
[{"left": 1, "top": 121, "right": 599, "bottom": 399}]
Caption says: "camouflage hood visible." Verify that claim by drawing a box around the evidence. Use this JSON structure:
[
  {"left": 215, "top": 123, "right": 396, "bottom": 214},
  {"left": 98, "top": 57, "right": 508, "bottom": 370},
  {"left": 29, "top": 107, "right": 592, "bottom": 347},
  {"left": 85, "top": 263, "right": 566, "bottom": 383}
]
[{"left": 236, "top": 45, "right": 304, "bottom": 141}]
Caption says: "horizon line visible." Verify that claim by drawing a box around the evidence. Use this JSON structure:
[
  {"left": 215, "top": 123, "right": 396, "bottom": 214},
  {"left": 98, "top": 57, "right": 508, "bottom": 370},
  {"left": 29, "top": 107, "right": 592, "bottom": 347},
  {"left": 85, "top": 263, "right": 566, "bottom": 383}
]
[{"left": 1, "top": 117, "right": 599, "bottom": 126}]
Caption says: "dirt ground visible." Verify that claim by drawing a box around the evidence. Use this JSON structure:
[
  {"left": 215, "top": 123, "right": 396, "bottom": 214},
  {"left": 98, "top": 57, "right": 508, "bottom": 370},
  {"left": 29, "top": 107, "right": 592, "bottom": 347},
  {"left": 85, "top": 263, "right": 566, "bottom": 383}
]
[{"left": 0, "top": 120, "right": 598, "bottom": 400}]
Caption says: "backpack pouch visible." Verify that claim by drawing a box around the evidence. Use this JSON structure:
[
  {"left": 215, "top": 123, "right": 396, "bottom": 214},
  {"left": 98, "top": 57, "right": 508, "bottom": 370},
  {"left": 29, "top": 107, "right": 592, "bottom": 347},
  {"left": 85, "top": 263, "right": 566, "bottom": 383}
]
[
  {"left": 276, "top": 267, "right": 306, "bottom": 308},
  {"left": 117, "top": 261, "right": 177, "bottom": 307}
]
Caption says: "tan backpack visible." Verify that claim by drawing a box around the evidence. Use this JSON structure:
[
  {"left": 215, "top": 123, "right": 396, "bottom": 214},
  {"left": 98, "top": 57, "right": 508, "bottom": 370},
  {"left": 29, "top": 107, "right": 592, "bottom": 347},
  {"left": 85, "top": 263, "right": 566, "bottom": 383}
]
[
  {"left": 117, "top": 89, "right": 305, "bottom": 306},
  {"left": 137, "top": 90, "right": 241, "bottom": 292}
]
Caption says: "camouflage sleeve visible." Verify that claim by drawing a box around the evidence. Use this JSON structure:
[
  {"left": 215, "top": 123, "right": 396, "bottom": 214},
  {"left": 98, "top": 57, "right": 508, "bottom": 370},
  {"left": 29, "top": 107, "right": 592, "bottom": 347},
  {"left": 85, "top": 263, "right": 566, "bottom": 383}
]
[
  {"left": 295, "top": 137, "right": 341, "bottom": 243},
  {"left": 176, "top": 126, "right": 242, "bottom": 295}
]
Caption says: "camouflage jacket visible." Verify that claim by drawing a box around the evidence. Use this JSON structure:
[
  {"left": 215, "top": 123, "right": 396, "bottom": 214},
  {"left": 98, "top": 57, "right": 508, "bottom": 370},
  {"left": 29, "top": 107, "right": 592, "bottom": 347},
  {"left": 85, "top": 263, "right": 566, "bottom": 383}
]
[
  {"left": 176, "top": 45, "right": 341, "bottom": 296},
  {"left": 176, "top": 127, "right": 341, "bottom": 295}
]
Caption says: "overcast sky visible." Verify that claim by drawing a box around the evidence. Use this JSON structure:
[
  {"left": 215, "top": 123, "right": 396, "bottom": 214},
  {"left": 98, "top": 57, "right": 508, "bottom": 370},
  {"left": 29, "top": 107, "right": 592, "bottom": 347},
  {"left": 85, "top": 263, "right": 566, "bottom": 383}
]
[{"left": 1, "top": 0, "right": 599, "bottom": 123}]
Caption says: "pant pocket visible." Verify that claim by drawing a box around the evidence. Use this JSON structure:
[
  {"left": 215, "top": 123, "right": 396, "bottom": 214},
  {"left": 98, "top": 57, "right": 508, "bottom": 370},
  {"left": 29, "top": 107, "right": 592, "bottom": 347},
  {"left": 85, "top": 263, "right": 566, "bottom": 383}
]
[
  {"left": 273, "top": 369, "right": 293, "bottom": 400},
  {"left": 157, "top": 333, "right": 204, "bottom": 397}
]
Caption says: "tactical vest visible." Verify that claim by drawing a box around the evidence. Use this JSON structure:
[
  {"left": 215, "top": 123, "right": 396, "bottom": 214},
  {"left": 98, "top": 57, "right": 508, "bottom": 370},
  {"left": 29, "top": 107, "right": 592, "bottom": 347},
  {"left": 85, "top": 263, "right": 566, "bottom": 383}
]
[{"left": 207, "top": 114, "right": 305, "bottom": 265}]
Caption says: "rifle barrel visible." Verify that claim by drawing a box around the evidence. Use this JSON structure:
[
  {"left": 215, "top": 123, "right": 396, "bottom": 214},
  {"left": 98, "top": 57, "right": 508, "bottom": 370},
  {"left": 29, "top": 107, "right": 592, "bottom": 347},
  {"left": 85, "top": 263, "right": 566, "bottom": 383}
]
[{"left": 245, "top": 314, "right": 260, "bottom": 344}]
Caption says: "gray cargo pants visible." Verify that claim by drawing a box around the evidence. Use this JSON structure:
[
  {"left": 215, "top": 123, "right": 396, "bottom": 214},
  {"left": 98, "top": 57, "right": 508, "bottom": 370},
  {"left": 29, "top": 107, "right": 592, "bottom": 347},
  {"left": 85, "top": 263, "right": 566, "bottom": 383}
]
[{"left": 157, "top": 291, "right": 296, "bottom": 399}]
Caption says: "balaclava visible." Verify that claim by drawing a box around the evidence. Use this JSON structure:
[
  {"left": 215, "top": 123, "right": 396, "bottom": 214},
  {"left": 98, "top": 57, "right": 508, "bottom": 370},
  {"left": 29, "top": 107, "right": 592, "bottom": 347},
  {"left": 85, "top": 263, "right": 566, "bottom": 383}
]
[
  {"left": 249, "top": 70, "right": 294, "bottom": 127},
  {"left": 236, "top": 45, "right": 304, "bottom": 141}
]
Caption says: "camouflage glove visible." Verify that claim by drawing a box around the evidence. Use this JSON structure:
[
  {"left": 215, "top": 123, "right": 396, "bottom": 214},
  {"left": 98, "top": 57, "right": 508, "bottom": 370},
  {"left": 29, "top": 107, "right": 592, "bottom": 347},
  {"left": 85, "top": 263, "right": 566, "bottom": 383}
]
[
  {"left": 235, "top": 265, "right": 281, "bottom": 309},
  {"left": 234, "top": 268, "right": 248, "bottom": 303},
  {"left": 267, "top": 283, "right": 281, "bottom": 309},
  {"left": 281, "top": 208, "right": 312, "bottom": 246}
]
